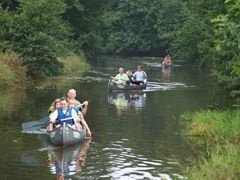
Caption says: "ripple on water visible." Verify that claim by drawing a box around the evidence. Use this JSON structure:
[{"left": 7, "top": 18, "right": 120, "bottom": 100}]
[
  {"left": 99, "top": 139, "right": 184, "bottom": 179},
  {"left": 142, "top": 61, "right": 182, "bottom": 68},
  {"left": 144, "top": 81, "right": 188, "bottom": 92},
  {"left": 88, "top": 70, "right": 111, "bottom": 77},
  {"left": 71, "top": 76, "right": 108, "bottom": 82}
]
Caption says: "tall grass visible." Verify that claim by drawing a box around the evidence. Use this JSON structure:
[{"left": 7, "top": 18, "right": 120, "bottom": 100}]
[
  {"left": 182, "top": 110, "right": 240, "bottom": 143},
  {"left": 187, "top": 143, "right": 240, "bottom": 180},
  {"left": 182, "top": 109, "right": 240, "bottom": 179},
  {"left": 0, "top": 52, "right": 27, "bottom": 88},
  {"left": 59, "top": 55, "right": 90, "bottom": 76}
]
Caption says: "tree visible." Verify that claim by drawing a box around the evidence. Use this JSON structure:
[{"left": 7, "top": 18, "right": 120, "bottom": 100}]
[
  {"left": 171, "top": 0, "right": 225, "bottom": 64},
  {"left": 212, "top": 0, "right": 240, "bottom": 95},
  {"left": 63, "top": 0, "right": 107, "bottom": 56},
  {"left": 101, "top": 0, "right": 162, "bottom": 55},
  {"left": 0, "top": 0, "right": 73, "bottom": 76}
]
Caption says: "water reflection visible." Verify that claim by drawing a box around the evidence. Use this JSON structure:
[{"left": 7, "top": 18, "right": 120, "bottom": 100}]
[
  {"left": 162, "top": 66, "right": 172, "bottom": 81},
  {"left": 108, "top": 92, "right": 146, "bottom": 116},
  {"left": 48, "top": 139, "right": 91, "bottom": 179}
]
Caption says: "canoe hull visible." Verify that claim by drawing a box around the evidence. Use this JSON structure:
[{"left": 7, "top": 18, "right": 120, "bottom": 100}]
[
  {"left": 108, "top": 80, "right": 147, "bottom": 91},
  {"left": 162, "top": 63, "right": 172, "bottom": 68},
  {"left": 49, "top": 123, "right": 86, "bottom": 146}
]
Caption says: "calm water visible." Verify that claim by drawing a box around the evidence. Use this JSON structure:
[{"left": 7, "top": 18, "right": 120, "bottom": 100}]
[{"left": 0, "top": 56, "right": 232, "bottom": 179}]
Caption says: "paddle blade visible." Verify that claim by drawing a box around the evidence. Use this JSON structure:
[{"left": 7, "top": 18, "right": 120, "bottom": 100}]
[{"left": 22, "top": 116, "right": 49, "bottom": 131}]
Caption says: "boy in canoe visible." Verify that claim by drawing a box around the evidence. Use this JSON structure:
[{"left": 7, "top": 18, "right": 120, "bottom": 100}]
[
  {"left": 48, "top": 97, "right": 92, "bottom": 137},
  {"left": 48, "top": 97, "right": 80, "bottom": 131},
  {"left": 126, "top": 71, "right": 136, "bottom": 85}
]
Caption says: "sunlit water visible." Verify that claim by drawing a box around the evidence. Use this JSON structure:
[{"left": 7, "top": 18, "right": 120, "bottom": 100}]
[{"left": 0, "top": 56, "right": 233, "bottom": 179}]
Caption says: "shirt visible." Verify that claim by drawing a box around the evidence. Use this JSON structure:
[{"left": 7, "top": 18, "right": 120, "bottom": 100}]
[
  {"left": 115, "top": 73, "right": 128, "bottom": 82},
  {"left": 133, "top": 71, "right": 147, "bottom": 81},
  {"left": 51, "top": 108, "right": 79, "bottom": 122}
]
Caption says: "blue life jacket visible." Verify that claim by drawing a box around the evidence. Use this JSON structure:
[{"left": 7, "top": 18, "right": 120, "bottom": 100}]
[{"left": 56, "top": 107, "right": 75, "bottom": 125}]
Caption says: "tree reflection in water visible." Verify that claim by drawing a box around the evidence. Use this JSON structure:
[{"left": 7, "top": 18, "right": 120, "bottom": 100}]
[{"left": 48, "top": 138, "right": 91, "bottom": 179}]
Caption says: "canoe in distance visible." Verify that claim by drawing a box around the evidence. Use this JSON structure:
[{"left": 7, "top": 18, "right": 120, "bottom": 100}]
[
  {"left": 162, "top": 63, "right": 173, "bottom": 68},
  {"left": 108, "top": 80, "right": 147, "bottom": 91},
  {"left": 48, "top": 123, "right": 86, "bottom": 146}
]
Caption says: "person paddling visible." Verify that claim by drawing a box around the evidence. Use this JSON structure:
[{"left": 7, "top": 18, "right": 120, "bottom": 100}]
[
  {"left": 48, "top": 97, "right": 79, "bottom": 131},
  {"left": 162, "top": 54, "right": 172, "bottom": 66},
  {"left": 67, "top": 89, "right": 89, "bottom": 116},
  {"left": 111, "top": 67, "right": 128, "bottom": 85},
  {"left": 133, "top": 65, "right": 147, "bottom": 85}
]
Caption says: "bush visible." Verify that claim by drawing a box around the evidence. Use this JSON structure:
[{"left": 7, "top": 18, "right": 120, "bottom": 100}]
[
  {"left": 0, "top": 0, "right": 73, "bottom": 76},
  {"left": 59, "top": 55, "right": 90, "bottom": 76},
  {"left": 0, "top": 52, "right": 27, "bottom": 88}
]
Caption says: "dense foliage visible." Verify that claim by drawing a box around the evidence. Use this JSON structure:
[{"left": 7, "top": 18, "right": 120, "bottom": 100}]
[
  {"left": 101, "top": 0, "right": 183, "bottom": 55},
  {"left": 0, "top": 0, "right": 73, "bottom": 76},
  {"left": 211, "top": 0, "right": 240, "bottom": 96},
  {"left": 0, "top": 0, "right": 240, "bottom": 95}
]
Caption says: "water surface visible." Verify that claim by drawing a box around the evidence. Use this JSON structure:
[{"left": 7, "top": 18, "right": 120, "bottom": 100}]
[{"left": 0, "top": 56, "right": 232, "bottom": 179}]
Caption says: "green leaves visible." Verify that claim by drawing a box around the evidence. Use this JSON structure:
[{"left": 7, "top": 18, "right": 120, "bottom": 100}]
[
  {"left": 0, "top": 0, "right": 72, "bottom": 76},
  {"left": 211, "top": 0, "right": 240, "bottom": 94}
]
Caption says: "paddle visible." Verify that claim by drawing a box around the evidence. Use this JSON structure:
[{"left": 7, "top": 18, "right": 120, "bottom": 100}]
[
  {"left": 22, "top": 116, "right": 49, "bottom": 131},
  {"left": 22, "top": 103, "right": 85, "bottom": 131}
]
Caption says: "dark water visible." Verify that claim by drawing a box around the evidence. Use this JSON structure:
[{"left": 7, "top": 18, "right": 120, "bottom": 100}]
[{"left": 0, "top": 56, "right": 232, "bottom": 179}]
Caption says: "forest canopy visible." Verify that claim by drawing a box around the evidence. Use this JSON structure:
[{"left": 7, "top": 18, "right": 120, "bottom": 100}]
[{"left": 0, "top": 0, "right": 240, "bottom": 95}]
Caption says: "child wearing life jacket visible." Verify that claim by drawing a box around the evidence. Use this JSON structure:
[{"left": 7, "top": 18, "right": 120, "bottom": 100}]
[{"left": 68, "top": 99, "right": 92, "bottom": 137}]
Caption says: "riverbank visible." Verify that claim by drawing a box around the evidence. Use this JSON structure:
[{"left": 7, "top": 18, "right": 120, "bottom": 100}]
[
  {"left": 0, "top": 53, "right": 27, "bottom": 88},
  {"left": 0, "top": 53, "right": 90, "bottom": 89},
  {"left": 182, "top": 109, "right": 240, "bottom": 179}
]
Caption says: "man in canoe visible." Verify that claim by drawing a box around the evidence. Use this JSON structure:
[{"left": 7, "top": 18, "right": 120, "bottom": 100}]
[
  {"left": 133, "top": 65, "right": 147, "bottom": 85},
  {"left": 67, "top": 89, "right": 89, "bottom": 116},
  {"left": 48, "top": 97, "right": 80, "bottom": 131},
  {"left": 111, "top": 67, "right": 128, "bottom": 85}
]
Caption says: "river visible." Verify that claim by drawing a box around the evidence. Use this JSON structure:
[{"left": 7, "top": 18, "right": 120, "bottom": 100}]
[{"left": 0, "top": 56, "right": 232, "bottom": 179}]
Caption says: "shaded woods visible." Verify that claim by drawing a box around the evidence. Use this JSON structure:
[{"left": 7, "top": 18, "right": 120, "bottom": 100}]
[{"left": 1, "top": 0, "right": 240, "bottom": 95}]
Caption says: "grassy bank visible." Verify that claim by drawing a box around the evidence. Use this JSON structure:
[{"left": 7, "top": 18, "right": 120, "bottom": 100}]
[
  {"left": 0, "top": 53, "right": 90, "bottom": 89},
  {"left": 0, "top": 53, "right": 27, "bottom": 88},
  {"left": 182, "top": 109, "right": 240, "bottom": 179}
]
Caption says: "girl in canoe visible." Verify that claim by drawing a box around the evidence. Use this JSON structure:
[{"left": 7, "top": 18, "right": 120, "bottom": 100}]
[{"left": 48, "top": 98, "right": 61, "bottom": 118}]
